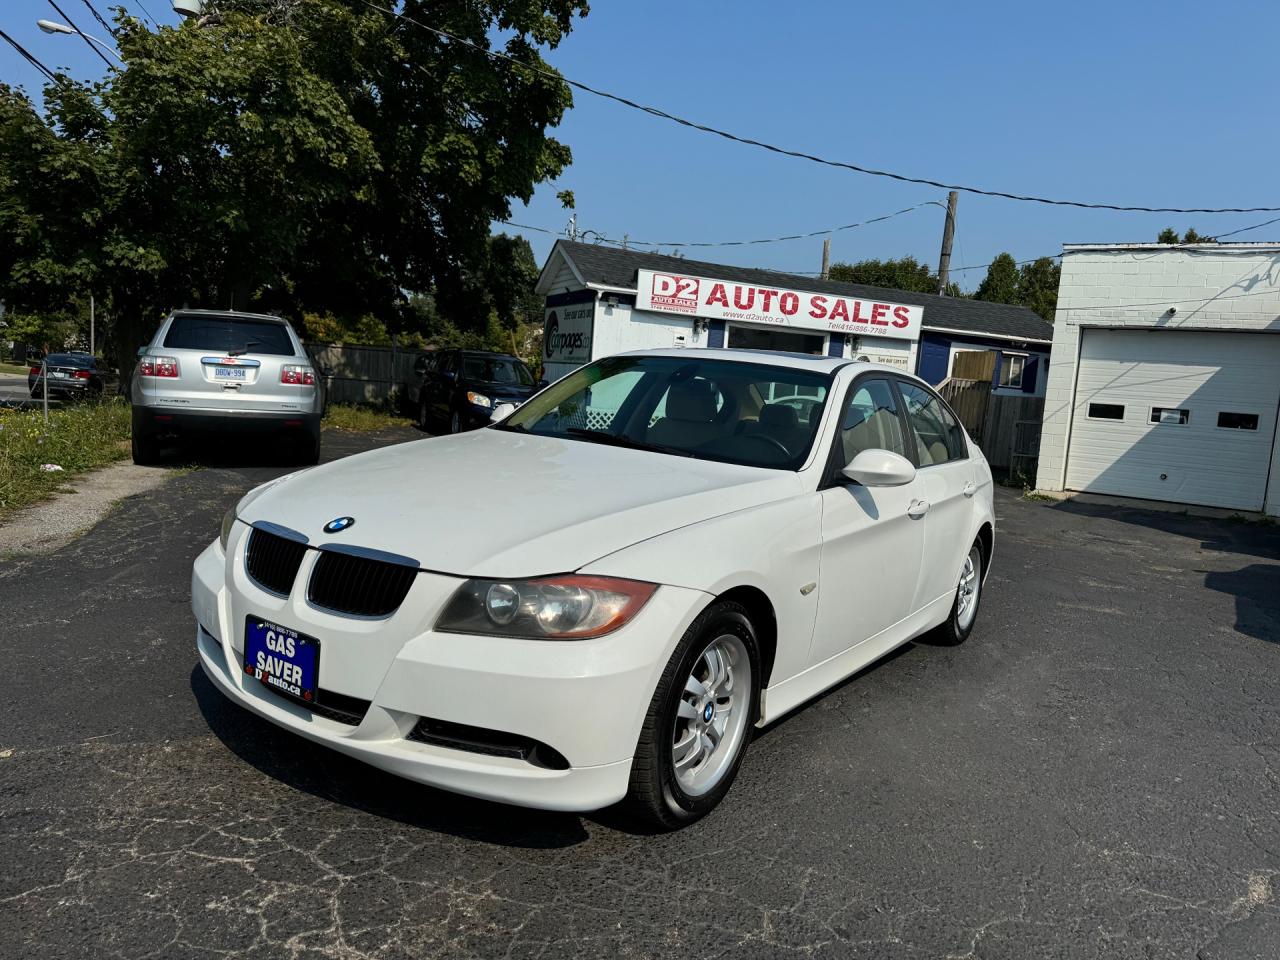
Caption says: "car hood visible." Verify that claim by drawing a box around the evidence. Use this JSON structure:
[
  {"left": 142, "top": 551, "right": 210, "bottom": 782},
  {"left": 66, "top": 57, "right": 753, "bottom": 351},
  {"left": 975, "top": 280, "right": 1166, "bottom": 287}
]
[{"left": 237, "top": 429, "right": 804, "bottom": 578}]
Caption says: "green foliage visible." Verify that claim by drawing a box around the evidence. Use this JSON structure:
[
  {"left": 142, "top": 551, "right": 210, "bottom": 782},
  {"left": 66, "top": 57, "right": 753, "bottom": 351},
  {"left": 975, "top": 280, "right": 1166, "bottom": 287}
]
[
  {"left": 972, "top": 252, "right": 1061, "bottom": 322},
  {"left": 0, "top": 398, "right": 133, "bottom": 517},
  {"left": 973, "top": 252, "right": 1020, "bottom": 304},
  {"left": 0, "top": 0, "right": 588, "bottom": 364},
  {"left": 485, "top": 234, "right": 543, "bottom": 330},
  {"left": 828, "top": 256, "right": 950, "bottom": 294},
  {"left": 322, "top": 403, "right": 412, "bottom": 432},
  {"left": 1157, "top": 227, "right": 1215, "bottom": 243},
  {"left": 1157, "top": 227, "right": 1180, "bottom": 243}
]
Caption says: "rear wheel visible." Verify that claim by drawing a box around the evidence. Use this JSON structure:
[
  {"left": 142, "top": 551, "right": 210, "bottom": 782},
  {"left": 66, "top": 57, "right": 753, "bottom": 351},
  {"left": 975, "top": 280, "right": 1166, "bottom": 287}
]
[
  {"left": 625, "top": 601, "right": 760, "bottom": 829},
  {"left": 298, "top": 430, "right": 321, "bottom": 466},
  {"left": 417, "top": 397, "right": 430, "bottom": 432},
  {"left": 931, "top": 540, "right": 983, "bottom": 646},
  {"left": 131, "top": 430, "right": 160, "bottom": 466}
]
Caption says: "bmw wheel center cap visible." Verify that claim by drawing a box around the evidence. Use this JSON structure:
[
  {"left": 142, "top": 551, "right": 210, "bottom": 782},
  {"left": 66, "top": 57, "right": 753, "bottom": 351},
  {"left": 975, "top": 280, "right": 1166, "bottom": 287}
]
[{"left": 324, "top": 516, "right": 355, "bottom": 534}]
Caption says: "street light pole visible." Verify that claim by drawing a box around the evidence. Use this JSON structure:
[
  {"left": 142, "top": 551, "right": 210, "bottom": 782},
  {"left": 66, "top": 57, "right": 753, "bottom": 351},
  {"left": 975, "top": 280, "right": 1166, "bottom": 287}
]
[{"left": 90, "top": 294, "right": 95, "bottom": 357}]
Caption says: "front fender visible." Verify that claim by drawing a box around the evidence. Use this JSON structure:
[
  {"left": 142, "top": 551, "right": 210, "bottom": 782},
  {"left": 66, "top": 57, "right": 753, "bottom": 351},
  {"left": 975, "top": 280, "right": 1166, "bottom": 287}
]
[{"left": 579, "top": 493, "right": 824, "bottom": 687}]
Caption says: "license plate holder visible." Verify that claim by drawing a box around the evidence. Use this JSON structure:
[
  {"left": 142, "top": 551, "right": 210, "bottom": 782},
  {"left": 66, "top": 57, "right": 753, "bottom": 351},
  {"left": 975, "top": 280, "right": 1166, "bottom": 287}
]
[{"left": 243, "top": 617, "right": 319, "bottom": 703}]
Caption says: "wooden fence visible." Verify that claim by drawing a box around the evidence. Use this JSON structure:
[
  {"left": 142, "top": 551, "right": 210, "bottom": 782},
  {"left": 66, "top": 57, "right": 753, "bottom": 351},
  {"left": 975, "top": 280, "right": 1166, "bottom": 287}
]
[
  {"left": 938, "top": 378, "right": 1044, "bottom": 473},
  {"left": 304, "top": 342, "right": 420, "bottom": 407}
]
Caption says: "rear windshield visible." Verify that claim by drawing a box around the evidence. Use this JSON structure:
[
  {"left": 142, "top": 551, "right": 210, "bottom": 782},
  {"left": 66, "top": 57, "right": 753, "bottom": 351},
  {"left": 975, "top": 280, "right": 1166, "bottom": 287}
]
[
  {"left": 462, "top": 356, "right": 534, "bottom": 386},
  {"left": 44, "top": 353, "right": 92, "bottom": 367},
  {"left": 163, "top": 315, "right": 295, "bottom": 356}
]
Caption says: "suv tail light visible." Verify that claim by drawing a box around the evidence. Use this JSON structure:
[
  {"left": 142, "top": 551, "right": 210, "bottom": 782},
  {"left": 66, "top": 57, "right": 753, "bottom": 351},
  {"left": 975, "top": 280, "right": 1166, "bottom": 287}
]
[
  {"left": 138, "top": 356, "right": 179, "bottom": 378},
  {"left": 280, "top": 365, "right": 315, "bottom": 386}
]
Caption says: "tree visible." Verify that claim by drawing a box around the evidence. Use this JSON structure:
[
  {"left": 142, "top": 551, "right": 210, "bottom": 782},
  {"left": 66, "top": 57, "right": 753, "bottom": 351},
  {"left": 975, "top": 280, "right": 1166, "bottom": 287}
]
[
  {"left": 0, "top": 0, "right": 589, "bottom": 366},
  {"left": 1158, "top": 227, "right": 1180, "bottom": 243},
  {"left": 827, "top": 256, "right": 960, "bottom": 296},
  {"left": 1017, "top": 257, "right": 1061, "bottom": 322},
  {"left": 484, "top": 234, "right": 543, "bottom": 331},
  {"left": 1157, "top": 227, "right": 1215, "bottom": 243},
  {"left": 973, "top": 252, "right": 1020, "bottom": 305}
]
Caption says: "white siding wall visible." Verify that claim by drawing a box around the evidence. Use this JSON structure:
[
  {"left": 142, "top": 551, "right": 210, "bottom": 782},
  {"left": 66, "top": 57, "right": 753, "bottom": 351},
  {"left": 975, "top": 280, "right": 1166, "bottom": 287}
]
[
  {"left": 544, "top": 259, "right": 580, "bottom": 295},
  {"left": 1035, "top": 245, "right": 1280, "bottom": 514},
  {"left": 592, "top": 303, "right": 700, "bottom": 359}
]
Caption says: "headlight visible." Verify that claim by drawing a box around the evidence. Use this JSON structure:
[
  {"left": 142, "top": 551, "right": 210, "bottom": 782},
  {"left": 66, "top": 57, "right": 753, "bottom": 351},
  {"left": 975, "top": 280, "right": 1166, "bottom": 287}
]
[
  {"left": 219, "top": 505, "right": 237, "bottom": 551},
  {"left": 466, "top": 391, "right": 492, "bottom": 408},
  {"left": 436, "top": 575, "right": 657, "bottom": 639}
]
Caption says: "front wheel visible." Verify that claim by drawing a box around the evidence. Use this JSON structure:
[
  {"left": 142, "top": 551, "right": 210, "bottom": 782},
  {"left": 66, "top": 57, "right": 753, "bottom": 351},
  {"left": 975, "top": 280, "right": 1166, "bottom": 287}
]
[
  {"left": 449, "top": 409, "right": 461, "bottom": 434},
  {"left": 625, "top": 601, "right": 760, "bottom": 829},
  {"left": 930, "top": 540, "right": 984, "bottom": 646}
]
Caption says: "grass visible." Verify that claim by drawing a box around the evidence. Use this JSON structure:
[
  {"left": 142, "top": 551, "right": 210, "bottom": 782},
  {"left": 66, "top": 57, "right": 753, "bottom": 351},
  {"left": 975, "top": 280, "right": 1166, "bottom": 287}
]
[
  {"left": 0, "top": 361, "right": 33, "bottom": 376},
  {"left": 0, "top": 398, "right": 133, "bottom": 517},
  {"left": 322, "top": 404, "right": 412, "bottom": 432}
]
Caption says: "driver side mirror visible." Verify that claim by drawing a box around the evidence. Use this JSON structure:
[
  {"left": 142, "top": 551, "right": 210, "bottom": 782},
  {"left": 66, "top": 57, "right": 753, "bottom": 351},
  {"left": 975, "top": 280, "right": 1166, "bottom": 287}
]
[
  {"left": 841, "top": 449, "right": 916, "bottom": 487},
  {"left": 490, "top": 402, "right": 518, "bottom": 423}
]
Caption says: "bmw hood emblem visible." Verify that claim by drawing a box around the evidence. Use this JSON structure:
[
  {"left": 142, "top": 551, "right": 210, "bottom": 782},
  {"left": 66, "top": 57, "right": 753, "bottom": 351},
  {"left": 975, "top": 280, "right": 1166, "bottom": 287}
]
[{"left": 324, "top": 516, "right": 355, "bottom": 534}]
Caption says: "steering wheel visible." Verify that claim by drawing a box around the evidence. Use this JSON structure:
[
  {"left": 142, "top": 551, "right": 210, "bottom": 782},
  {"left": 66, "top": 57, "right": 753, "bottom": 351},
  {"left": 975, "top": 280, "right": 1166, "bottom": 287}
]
[{"left": 741, "top": 433, "right": 791, "bottom": 458}]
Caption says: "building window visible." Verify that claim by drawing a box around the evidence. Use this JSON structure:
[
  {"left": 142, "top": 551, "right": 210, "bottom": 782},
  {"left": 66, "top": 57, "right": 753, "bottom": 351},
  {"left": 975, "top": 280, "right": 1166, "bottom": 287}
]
[
  {"left": 1087, "top": 403, "right": 1125, "bottom": 421},
  {"left": 998, "top": 354, "right": 1026, "bottom": 388},
  {"left": 1217, "top": 411, "right": 1259, "bottom": 431},
  {"left": 1149, "top": 407, "right": 1190, "bottom": 426}
]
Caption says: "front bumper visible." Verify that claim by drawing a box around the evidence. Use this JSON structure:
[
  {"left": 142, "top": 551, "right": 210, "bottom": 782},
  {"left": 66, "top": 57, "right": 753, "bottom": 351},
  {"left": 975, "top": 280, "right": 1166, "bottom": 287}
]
[{"left": 192, "top": 529, "right": 711, "bottom": 812}]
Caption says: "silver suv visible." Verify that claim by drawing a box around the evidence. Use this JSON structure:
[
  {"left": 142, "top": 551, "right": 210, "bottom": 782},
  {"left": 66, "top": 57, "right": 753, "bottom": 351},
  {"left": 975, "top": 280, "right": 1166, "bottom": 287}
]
[{"left": 131, "top": 310, "right": 322, "bottom": 465}]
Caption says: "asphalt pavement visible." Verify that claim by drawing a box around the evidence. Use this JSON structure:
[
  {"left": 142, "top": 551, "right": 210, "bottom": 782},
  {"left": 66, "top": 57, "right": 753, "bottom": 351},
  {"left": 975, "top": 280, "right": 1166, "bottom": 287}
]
[{"left": 2, "top": 429, "right": 1278, "bottom": 959}]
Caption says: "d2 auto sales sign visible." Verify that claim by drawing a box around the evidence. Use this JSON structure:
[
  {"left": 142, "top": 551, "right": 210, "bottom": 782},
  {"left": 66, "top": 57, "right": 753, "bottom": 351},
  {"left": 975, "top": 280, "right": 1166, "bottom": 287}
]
[{"left": 635, "top": 269, "right": 923, "bottom": 342}]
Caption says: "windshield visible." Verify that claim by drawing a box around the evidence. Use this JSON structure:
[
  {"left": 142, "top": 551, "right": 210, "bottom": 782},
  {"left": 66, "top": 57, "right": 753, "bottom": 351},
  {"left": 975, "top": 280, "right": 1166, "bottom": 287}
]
[
  {"left": 462, "top": 356, "right": 534, "bottom": 386},
  {"left": 163, "top": 315, "right": 295, "bottom": 355},
  {"left": 500, "top": 355, "right": 832, "bottom": 470}
]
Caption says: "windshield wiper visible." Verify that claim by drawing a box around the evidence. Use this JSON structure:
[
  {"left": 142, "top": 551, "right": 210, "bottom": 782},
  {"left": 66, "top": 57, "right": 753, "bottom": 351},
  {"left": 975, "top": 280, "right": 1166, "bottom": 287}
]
[
  {"left": 227, "top": 339, "right": 262, "bottom": 357},
  {"left": 564, "top": 427, "right": 692, "bottom": 457}
]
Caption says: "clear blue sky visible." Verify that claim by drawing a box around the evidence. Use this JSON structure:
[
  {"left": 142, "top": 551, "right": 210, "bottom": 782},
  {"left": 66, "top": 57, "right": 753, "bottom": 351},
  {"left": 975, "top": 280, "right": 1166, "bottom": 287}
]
[{"left": 6, "top": 0, "right": 1279, "bottom": 290}]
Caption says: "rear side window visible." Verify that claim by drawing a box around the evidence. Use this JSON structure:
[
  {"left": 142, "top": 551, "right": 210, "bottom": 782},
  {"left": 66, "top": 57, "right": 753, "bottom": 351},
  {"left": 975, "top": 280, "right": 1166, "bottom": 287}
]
[
  {"left": 163, "top": 315, "right": 295, "bottom": 355},
  {"left": 898, "top": 381, "right": 966, "bottom": 465},
  {"left": 837, "top": 378, "right": 906, "bottom": 465}
]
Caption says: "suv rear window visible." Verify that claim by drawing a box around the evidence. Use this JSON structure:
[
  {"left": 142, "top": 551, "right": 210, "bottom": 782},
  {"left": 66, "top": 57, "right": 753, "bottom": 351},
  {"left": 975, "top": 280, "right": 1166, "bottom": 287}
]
[{"left": 163, "top": 315, "right": 295, "bottom": 356}]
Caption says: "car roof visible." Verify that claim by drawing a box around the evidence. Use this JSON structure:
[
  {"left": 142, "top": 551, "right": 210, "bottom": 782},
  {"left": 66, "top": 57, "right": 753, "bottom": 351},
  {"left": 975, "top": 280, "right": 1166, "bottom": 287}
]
[
  {"left": 169, "top": 309, "right": 288, "bottom": 324},
  {"left": 615, "top": 347, "right": 909, "bottom": 378},
  {"left": 458, "top": 349, "right": 520, "bottom": 360}
]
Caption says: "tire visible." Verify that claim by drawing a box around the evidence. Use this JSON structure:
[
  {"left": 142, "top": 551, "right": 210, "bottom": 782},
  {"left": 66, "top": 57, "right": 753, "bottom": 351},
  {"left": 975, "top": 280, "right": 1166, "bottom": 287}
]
[
  {"left": 449, "top": 408, "right": 461, "bottom": 434},
  {"left": 131, "top": 430, "right": 160, "bottom": 466},
  {"left": 299, "top": 430, "right": 321, "bottom": 466},
  {"left": 417, "top": 398, "right": 430, "bottom": 432},
  {"left": 625, "top": 601, "right": 761, "bottom": 829},
  {"left": 930, "top": 539, "right": 984, "bottom": 646}
]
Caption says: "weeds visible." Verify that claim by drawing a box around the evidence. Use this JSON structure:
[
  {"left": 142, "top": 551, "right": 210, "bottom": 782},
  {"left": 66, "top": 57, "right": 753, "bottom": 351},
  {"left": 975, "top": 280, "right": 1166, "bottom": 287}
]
[{"left": 322, "top": 404, "right": 412, "bottom": 432}]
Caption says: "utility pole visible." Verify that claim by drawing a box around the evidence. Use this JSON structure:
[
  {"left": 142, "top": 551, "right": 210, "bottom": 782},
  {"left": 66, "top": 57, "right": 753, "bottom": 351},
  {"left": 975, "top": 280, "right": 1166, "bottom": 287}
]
[
  {"left": 936, "top": 190, "right": 958, "bottom": 295},
  {"left": 89, "top": 294, "right": 95, "bottom": 356},
  {"left": 820, "top": 238, "right": 831, "bottom": 280}
]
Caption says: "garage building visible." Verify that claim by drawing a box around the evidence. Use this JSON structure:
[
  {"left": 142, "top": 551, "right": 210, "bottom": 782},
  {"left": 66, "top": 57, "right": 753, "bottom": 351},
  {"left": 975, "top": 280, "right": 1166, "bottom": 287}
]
[
  {"left": 1036, "top": 243, "right": 1280, "bottom": 516},
  {"left": 537, "top": 240, "right": 1051, "bottom": 391}
]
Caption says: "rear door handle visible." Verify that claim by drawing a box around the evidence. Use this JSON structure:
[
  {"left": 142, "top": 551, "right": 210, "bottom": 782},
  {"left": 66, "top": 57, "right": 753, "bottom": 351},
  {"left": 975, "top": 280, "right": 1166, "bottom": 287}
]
[
  {"left": 963, "top": 480, "right": 977, "bottom": 498},
  {"left": 907, "top": 499, "right": 930, "bottom": 519}
]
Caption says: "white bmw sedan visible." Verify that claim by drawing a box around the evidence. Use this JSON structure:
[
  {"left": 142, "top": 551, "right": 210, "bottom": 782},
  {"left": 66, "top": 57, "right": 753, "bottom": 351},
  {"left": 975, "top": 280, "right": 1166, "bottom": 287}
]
[{"left": 193, "top": 349, "right": 994, "bottom": 827}]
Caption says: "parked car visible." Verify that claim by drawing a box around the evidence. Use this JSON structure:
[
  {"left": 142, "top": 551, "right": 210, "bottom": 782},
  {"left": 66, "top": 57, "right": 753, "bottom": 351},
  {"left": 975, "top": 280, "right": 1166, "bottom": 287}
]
[
  {"left": 131, "top": 310, "right": 322, "bottom": 465},
  {"left": 193, "top": 349, "right": 994, "bottom": 827},
  {"left": 28, "top": 352, "right": 106, "bottom": 400},
  {"left": 414, "top": 348, "right": 541, "bottom": 433}
]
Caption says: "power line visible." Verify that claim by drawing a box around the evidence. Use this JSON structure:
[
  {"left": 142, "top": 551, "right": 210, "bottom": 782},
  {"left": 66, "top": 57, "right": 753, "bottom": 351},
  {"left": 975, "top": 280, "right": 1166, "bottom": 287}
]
[
  {"left": 78, "top": 0, "right": 117, "bottom": 38},
  {"left": 128, "top": 0, "right": 158, "bottom": 28},
  {"left": 0, "top": 29, "right": 59, "bottom": 84},
  {"left": 1208, "top": 216, "right": 1280, "bottom": 241},
  {"left": 46, "top": 0, "right": 115, "bottom": 69},
  {"left": 364, "top": 0, "right": 1280, "bottom": 216}
]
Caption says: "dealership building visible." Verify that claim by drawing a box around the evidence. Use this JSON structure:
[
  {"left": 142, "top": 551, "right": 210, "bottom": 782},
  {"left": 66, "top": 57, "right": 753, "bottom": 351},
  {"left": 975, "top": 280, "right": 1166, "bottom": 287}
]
[
  {"left": 1035, "top": 243, "right": 1280, "bottom": 516},
  {"left": 537, "top": 240, "right": 1052, "bottom": 391}
]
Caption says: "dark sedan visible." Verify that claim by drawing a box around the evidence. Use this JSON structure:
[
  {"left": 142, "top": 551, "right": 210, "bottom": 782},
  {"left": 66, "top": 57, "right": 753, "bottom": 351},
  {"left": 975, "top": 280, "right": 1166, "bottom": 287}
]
[
  {"left": 414, "top": 349, "right": 543, "bottom": 433},
  {"left": 28, "top": 353, "right": 107, "bottom": 400}
]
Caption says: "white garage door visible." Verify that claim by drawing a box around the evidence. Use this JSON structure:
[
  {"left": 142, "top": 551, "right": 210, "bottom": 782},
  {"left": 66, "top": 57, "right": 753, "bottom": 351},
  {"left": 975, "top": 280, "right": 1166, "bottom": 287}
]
[{"left": 1066, "top": 330, "right": 1280, "bottom": 511}]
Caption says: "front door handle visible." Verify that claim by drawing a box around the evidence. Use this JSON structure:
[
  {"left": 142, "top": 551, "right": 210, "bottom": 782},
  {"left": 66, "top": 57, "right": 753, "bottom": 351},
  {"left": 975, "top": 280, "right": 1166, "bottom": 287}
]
[
  {"left": 907, "top": 499, "right": 930, "bottom": 519},
  {"left": 963, "top": 480, "right": 977, "bottom": 498}
]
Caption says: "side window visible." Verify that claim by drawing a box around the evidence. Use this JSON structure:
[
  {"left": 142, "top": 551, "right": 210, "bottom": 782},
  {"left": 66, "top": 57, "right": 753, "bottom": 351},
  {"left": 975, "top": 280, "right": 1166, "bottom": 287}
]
[
  {"left": 898, "top": 381, "right": 966, "bottom": 466},
  {"left": 439, "top": 352, "right": 457, "bottom": 376},
  {"left": 836, "top": 378, "right": 906, "bottom": 466}
]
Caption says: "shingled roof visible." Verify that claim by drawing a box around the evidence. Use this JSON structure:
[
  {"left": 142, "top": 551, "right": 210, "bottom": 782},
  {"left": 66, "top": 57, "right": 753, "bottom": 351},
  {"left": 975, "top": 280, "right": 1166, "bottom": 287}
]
[{"left": 545, "top": 240, "right": 1053, "bottom": 344}]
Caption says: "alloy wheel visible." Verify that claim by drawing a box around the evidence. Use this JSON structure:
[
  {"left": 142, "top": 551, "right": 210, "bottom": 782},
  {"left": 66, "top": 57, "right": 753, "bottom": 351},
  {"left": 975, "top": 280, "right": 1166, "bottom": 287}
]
[
  {"left": 671, "top": 633, "right": 752, "bottom": 797},
  {"left": 956, "top": 545, "right": 981, "bottom": 631}
]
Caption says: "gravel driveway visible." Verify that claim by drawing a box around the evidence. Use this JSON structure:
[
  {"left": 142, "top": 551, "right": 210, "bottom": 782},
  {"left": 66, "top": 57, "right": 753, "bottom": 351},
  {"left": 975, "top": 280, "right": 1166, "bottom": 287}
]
[{"left": 1, "top": 429, "right": 1277, "bottom": 959}]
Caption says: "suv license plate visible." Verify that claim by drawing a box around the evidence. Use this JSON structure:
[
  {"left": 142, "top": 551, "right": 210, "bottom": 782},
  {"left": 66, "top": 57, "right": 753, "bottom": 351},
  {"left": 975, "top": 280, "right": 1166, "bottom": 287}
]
[{"left": 214, "top": 367, "right": 248, "bottom": 381}]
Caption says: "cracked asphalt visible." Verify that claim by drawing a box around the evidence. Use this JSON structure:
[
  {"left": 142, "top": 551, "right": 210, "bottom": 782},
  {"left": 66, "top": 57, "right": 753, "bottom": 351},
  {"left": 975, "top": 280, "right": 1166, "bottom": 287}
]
[{"left": 2, "top": 427, "right": 1278, "bottom": 959}]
